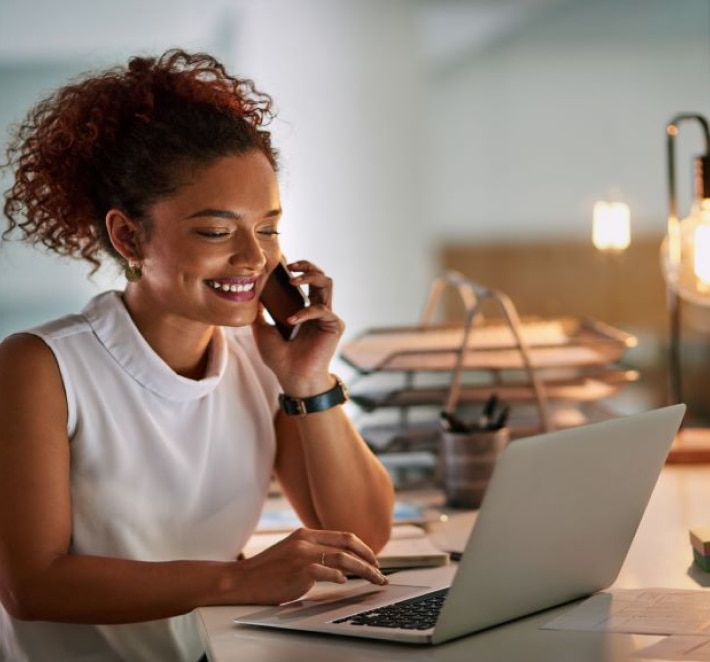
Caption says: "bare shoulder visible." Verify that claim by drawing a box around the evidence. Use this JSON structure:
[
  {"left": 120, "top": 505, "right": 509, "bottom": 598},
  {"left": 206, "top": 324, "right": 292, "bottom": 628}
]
[
  {"left": 0, "top": 332, "right": 61, "bottom": 380},
  {"left": 0, "top": 333, "right": 67, "bottom": 425}
]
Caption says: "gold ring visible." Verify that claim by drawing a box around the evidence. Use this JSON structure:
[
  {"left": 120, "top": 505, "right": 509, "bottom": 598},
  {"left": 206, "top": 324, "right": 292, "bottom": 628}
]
[{"left": 321, "top": 552, "right": 326, "bottom": 567}]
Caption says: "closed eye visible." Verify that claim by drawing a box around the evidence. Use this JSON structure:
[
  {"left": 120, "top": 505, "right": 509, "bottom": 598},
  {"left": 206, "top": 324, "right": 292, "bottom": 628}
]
[
  {"left": 195, "top": 229, "right": 231, "bottom": 239},
  {"left": 258, "top": 228, "right": 281, "bottom": 237}
]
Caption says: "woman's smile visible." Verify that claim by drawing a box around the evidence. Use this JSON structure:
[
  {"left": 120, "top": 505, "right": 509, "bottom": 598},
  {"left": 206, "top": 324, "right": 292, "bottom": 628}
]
[{"left": 205, "top": 277, "right": 259, "bottom": 301}]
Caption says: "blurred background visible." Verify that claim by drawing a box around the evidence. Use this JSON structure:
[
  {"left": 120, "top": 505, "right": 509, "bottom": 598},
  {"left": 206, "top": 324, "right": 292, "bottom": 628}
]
[{"left": 1, "top": 0, "right": 709, "bottom": 422}]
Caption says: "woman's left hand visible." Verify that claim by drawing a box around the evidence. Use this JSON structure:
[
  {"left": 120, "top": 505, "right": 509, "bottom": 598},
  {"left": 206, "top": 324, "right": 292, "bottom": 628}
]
[{"left": 252, "top": 260, "right": 344, "bottom": 394}]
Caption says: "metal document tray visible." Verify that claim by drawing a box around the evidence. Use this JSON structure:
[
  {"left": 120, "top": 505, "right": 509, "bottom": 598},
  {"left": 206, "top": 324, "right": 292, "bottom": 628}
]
[
  {"left": 340, "top": 317, "right": 637, "bottom": 374},
  {"left": 349, "top": 367, "right": 639, "bottom": 412}
]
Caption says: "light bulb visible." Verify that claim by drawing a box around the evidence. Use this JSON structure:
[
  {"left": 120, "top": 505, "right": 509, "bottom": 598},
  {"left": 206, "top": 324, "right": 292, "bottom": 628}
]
[
  {"left": 661, "top": 198, "right": 710, "bottom": 306},
  {"left": 592, "top": 201, "right": 631, "bottom": 252},
  {"left": 695, "top": 224, "right": 710, "bottom": 286}
]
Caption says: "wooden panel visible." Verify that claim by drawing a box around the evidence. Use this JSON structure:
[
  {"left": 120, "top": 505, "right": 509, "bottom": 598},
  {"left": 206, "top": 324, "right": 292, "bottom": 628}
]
[{"left": 437, "top": 234, "right": 667, "bottom": 334}]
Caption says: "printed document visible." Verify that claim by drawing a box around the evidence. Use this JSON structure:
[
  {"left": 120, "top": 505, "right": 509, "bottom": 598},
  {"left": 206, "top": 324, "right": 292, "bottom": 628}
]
[{"left": 542, "top": 588, "right": 710, "bottom": 635}]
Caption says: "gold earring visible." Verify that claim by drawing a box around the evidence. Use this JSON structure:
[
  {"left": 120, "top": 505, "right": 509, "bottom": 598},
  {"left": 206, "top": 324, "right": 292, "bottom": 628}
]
[{"left": 125, "top": 259, "right": 142, "bottom": 283}]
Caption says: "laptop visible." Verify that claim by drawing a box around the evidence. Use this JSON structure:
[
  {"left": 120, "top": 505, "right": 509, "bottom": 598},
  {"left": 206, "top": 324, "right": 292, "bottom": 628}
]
[{"left": 234, "top": 404, "right": 685, "bottom": 645}]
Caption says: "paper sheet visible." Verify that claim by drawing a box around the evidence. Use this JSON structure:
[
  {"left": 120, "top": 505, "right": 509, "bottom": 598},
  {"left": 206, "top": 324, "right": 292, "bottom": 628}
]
[
  {"left": 635, "top": 636, "right": 710, "bottom": 661},
  {"left": 542, "top": 589, "right": 710, "bottom": 635}
]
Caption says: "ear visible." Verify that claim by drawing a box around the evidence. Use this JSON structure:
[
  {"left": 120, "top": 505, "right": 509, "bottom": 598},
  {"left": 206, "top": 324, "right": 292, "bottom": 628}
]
[{"left": 105, "top": 209, "right": 144, "bottom": 262}]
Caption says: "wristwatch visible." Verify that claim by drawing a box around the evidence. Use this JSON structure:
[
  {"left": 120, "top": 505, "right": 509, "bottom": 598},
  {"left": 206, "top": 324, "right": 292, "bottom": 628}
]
[{"left": 279, "top": 375, "right": 350, "bottom": 416}]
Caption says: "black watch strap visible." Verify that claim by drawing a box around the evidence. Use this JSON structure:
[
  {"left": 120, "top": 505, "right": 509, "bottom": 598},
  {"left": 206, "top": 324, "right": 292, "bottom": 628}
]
[{"left": 279, "top": 375, "right": 350, "bottom": 416}]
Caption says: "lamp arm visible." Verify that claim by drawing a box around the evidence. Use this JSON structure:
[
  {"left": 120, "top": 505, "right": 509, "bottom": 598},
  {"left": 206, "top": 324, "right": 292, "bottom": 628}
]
[{"left": 667, "top": 113, "right": 710, "bottom": 222}]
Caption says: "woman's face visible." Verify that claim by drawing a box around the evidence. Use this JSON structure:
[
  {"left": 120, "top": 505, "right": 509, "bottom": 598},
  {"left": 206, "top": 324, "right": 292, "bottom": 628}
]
[{"left": 133, "top": 150, "right": 283, "bottom": 329}]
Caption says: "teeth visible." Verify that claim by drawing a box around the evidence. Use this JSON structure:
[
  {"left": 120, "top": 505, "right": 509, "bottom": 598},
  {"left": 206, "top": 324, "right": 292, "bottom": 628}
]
[{"left": 207, "top": 280, "right": 255, "bottom": 293}]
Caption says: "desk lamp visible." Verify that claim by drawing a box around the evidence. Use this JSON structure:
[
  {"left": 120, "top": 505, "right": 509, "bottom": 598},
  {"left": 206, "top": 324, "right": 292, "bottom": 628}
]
[
  {"left": 660, "top": 113, "right": 710, "bottom": 462},
  {"left": 592, "top": 113, "right": 710, "bottom": 462}
]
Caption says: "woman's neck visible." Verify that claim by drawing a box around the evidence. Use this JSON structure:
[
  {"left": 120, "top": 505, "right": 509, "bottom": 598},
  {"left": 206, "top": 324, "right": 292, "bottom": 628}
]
[{"left": 120, "top": 291, "right": 216, "bottom": 380}]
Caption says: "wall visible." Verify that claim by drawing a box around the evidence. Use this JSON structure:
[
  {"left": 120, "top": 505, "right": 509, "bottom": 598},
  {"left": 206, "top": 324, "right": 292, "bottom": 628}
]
[
  {"left": 425, "top": 0, "right": 710, "bottom": 245},
  {"left": 232, "top": 0, "right": 433, "bottom": 338}
]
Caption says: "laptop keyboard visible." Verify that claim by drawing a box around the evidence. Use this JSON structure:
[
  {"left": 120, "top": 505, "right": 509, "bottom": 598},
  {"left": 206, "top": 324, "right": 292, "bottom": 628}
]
[{"left": 332, "top": 588, "right": 449, "bottom": 630}]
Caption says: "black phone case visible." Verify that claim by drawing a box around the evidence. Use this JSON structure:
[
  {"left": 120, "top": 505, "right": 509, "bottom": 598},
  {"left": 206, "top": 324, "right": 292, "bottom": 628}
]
[{"left": 260, "top": 261, "right": 308, "bottom": 340}]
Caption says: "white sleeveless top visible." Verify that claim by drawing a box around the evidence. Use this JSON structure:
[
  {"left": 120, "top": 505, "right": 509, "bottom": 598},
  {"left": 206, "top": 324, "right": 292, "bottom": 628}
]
[{"left": 0, "top": 291, "right": 280, "bottom": 662}]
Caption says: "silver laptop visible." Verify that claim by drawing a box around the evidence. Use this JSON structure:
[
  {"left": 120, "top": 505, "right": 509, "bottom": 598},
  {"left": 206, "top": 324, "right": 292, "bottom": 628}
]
[{"left": 234, "top": 404, "right": 685, "bottom": 645}]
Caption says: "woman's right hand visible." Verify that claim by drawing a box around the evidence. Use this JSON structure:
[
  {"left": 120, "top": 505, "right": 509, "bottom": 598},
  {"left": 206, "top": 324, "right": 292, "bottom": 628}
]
[{"left": 229, "top": 528, "right": 389, "bottom": 605}]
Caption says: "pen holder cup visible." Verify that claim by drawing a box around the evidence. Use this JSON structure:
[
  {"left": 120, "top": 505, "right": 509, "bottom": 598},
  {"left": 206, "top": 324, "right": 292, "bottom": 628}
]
[{"left": 440, "top": 427, "right": 509, "bottom": 509}]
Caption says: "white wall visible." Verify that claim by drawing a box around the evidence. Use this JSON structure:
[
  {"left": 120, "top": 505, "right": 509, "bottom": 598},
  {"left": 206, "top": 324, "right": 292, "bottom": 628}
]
[
  {"left": 233, "top": 0, "right": 432, "bottom": 334},
  {"left": 426, "top": 0, "right": 710, "bottom": 244}
]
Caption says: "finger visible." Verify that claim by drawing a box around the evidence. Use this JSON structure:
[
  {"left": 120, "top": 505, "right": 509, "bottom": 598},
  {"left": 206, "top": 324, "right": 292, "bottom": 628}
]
[
  {"left": 294, "top": 275, "right": 331, "bottom": 303},
  {"left": 287, "top": 260, "right": 323, "bottom": 275},
  {"left": 287, "top": 262, "right": 332, "bottom": 306},
  {"left": 307, "top": 529, "right": 380, "bottom": 566},
  {"left": 319, "top": 548, "right": 388, "bottom": 586},
  {"left": 297, "top": 276, "right": 332, "bottom": 308},
  {"left": 310, "top": 561, "right": 348, "bottom": 584},
  {"left": 291, "top": 271, "right": 330, "bottom": 288},
  {"left": 287, "top": 528, "right": 378, "bottom": 566},
  {"left": 279, "top": 530, "right": 388, "bottom": 586},
  {"left": 288, "top": 304, "right": 343, "bottom": 332}
]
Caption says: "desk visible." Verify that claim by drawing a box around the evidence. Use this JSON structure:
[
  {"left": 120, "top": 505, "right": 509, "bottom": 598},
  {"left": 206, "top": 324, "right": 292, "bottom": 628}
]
[{"left": 197, "top": 465, "right": 710, "bottom": 662}]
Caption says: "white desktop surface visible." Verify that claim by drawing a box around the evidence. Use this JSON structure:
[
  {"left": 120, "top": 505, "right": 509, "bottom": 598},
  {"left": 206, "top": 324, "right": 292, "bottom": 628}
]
[{"left": 197, "top": 465, "right": 710, "bottom": 662}]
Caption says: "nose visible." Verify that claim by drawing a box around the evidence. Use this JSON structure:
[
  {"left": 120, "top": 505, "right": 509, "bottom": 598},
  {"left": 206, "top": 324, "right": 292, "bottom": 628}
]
[{"left": 228, "top": 228, "right": 268, "bottom": 271}]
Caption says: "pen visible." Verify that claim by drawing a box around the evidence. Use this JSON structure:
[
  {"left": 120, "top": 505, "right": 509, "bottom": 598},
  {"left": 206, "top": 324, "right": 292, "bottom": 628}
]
[
  {"left": 478, "top": 394, "right": 499, "bottom": 429},
  {"left": 490, "top": 405, "right": 510, "bottom": 431},
  {"left": 440, "top": 410, "right": 469, "bottom": 433}
]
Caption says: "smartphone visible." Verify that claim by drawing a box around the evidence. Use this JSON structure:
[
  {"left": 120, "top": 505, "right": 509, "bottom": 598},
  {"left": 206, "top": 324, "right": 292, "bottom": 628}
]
[{"left": 260, "top": 259, "right": 309, "bottom": 340}]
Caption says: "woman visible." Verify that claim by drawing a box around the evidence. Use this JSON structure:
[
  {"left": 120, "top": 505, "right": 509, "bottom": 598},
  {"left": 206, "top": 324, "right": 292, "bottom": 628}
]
[{"left": 0, "top": 49, "right": 394, "bottom": 662}]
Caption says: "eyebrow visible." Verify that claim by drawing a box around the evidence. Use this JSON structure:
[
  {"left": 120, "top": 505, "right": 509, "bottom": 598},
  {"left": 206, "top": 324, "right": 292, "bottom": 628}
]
[{"left": 185, "top": 208, "right": 282, "bottom": 220}]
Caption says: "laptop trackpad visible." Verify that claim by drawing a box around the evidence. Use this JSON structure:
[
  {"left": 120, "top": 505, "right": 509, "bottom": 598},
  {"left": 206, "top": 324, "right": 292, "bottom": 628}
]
[{"left": 236, "top": 584, "right": 431, "bottom": 626}]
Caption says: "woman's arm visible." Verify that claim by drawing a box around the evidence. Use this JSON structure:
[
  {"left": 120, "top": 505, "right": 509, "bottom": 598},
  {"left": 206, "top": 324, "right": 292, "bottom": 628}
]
[
  {"left": 273, "top": 403, "right": 395, "bottom": 554},
  {"left": 0, "top": 335, "right": 386, "bottom": 624},
  {"left": 253, "top": 259, "right": 395, "bottom": 554}
]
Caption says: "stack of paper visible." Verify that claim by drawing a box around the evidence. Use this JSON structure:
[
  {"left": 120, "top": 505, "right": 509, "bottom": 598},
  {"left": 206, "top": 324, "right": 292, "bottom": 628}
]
[{"left": 375, "top": 524, "right": 450, "bottom": 570}]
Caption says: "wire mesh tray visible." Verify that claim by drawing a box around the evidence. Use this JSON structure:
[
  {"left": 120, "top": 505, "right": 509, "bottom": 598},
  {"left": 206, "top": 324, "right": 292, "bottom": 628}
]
[
  {"left": 349, "top": 367, "right": 639, "bottom": 412},
  {"left": 340, "top": 317, "right": 637, "bottom": 374}
]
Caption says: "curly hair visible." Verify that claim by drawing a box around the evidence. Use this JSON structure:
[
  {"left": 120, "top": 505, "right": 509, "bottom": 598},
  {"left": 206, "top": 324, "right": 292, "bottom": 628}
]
[{"left": 1, "top": 49, "right": 278, "bottom": 271}]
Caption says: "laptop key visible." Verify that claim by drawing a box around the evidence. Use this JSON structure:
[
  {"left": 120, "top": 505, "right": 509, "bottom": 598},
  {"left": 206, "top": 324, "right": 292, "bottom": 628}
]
[{"left": 333, "top": 588, "right": 449, "bottom": 630}]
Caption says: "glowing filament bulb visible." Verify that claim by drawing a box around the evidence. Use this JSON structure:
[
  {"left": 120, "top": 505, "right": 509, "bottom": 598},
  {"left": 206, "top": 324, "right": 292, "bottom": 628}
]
[{"left": 694, "top": 224, "right": 710, "bottom": 286}]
